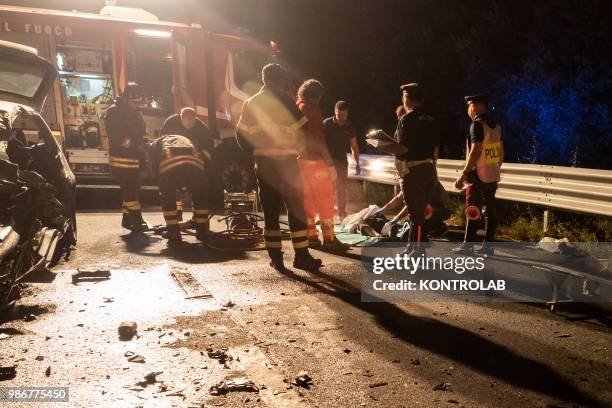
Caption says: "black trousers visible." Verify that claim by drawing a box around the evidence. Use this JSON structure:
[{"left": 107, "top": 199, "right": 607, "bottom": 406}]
[
  {"left": 334, "top": 161, "right": 349, "bottom": 216},
  {"left": 465, "top": 176, "right": 498, "bottom": 242},
  {"left": 400, "top": 163, "right": 436, "bottom": 243},
  {"left": 254, "top": 156, "right": 309, "bottom": 256},
  {"left": 159, "top": 164, "right": 209, "bottom": 234},
  {"left": 112, "top": 167, "right": 141, "bottom": 215}
]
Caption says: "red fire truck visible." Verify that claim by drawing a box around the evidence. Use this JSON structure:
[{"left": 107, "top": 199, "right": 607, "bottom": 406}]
[{"left": 0, "top": 4, "right": 272, "bottom": 187}]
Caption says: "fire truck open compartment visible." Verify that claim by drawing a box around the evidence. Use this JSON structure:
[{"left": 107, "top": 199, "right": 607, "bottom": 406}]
[
  {"left": 56, "top": 39, "right": 115, "bottom": 151},
  {"left": 0, "top": 5, "right": 276, "bottom": 186}
]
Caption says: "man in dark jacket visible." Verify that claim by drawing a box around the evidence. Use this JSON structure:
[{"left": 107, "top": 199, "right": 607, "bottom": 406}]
[
  {"left": 377, "top": 83, "right": 440, "bottom": 255},
  {"left": 323, "top": 101, "right": 360, "bottom": 219},
  {"left": 100, "top": 82, "right": 149, "bottom": 232}
]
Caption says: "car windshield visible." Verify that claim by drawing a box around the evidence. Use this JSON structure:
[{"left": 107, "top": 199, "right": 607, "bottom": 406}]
[{"left": 0, "top": 59, "right": 46, "bottom": 98}]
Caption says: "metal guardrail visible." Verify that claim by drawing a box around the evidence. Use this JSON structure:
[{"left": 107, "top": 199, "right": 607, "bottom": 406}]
[{"left": 347, "top": 154, "right": 612, "bottom": 217}]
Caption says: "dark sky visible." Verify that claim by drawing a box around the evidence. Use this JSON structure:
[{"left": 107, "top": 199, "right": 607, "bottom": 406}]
[
  {"left": 4, "top": 0, "right": 468, "bottom": 132},
  {"left": 5, "top": 0, "right": 612, "bottom": 166}
]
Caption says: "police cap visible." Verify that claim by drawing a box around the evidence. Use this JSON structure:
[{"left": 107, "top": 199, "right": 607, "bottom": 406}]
[
  {"left": 464, "top": 93, "right": 488, "bottom": 105},
  {"left": 400, "top": 83, "right": 422, "bottom": 96}
]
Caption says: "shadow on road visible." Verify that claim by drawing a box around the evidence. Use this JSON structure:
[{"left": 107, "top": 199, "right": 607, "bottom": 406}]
[
  {"left": 119, "top": 233, "right": 248, "bottom": 263},
  {"left": 276, "top": 265, "right": 607, "bottom": 407}
]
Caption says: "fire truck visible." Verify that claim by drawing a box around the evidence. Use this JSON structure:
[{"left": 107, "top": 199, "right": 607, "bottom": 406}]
[{"left": 0, "top": 4, "right": 271, "bottom": 189}]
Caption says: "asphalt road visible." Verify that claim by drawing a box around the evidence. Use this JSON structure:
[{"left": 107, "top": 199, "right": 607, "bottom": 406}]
[{"left": 0, "top": 211, "right": 611, "bottom": 408}]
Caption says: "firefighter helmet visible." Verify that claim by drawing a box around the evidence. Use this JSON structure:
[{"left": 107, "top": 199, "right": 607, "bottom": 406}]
[{"left": 122, "top": 82, "right": 144, "bottom": 102}]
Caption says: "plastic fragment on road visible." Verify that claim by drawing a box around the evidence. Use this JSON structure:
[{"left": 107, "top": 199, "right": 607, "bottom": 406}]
[
  {"left": 207, "top": 347, "right": 233, "bottom": 365},
  {"left": 209, "top": 377, "right": 259, "bottom": 395},
  {"left": 292, "top": 371, "right": 314, "bottom": 389},
  {"left": 0, "top": 366, "right": 17, "bottom": 381},
  {"left": 118, "top": 321, "right": 138, "bottom": 340},
  {"left": 433, "top": 381, "right": 451, "bottom": 391}
]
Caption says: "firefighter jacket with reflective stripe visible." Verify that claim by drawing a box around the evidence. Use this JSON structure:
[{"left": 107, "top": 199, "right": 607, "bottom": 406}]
[
  {"left": 476, "top": 121, "right": 502, "bottom": 183},
  {"left": 101, "top": 103, "right": 146, "bottom": 169},
  {"left": 235, "top": 86, "right": 308, "bottom": 158},
  {"left": 159, "top": 114, "right": 214, "bottom": 161},
  {"left": 150, "top": 134, "right": 204, "bottom": 177}
]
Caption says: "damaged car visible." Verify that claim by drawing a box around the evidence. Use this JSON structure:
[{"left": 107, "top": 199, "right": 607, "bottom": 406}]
[{"left": 0, "top": 40, "right": 76, "bottom": 309}]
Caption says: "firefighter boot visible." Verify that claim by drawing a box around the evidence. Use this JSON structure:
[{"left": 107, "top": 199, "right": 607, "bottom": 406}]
[
  {"left": 163, "top": 227, "right": 182, "bottom": 246},
  {"left": 121, "top": 203, "right": 132, "bottom": 229},
  {"left": 121, "top": 213, "right": 132, "bottom": 230},
  {"left": 268, "top": 249, "right": 285, "bottom": 272},
  {"left": 322, "top": 238, "right": 350, "bottom": 253},
  {"left": 193, "top": 210, "right": 209, "bottom": 241},
  {"left": 293, "top": 248, "right": 322, "bottom": 271},
  {"left": 129, "top": 210, "right": 150, "bottom": 233},
  {"left": 195, "top": 225, "right": 209, "bottom": 242},
  {"left": 176, "top": 201, "right": 184, "bottom": 222}
]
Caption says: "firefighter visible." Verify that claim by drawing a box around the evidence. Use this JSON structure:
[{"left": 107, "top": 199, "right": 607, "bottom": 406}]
[
  {"left": 235, "top": 63, "right": 322, "bottom": 271},
  {"left": 149, "top": 134, "right": 210, "bottom": 245},
  {"left": 296, "top": 80, "right": 349, "bottom": 251},
  {"left": 160, "top": 107, "right": 215, "bottom": 221},
  {"left": 100, "top": 82, "right": 150, "bottom": 232},
  {"left": 379, "top": 83, "right": 440, "bottom": 256},
  {"left": 454, "top": 94, "right": 503, "bottom": 255}
]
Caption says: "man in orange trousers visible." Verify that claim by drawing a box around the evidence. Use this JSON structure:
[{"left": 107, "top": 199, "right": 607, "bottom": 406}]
[{"left": 296, "top": 79, "right": 350, "bottom": 252}]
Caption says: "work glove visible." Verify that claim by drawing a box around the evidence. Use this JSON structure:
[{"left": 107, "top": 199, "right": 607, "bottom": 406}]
[
  {"left": 381, "top": 219, "right": 399, "bottom": 236},
  {"left": 355, "top": 163, "right": 361, "bottom": 175}
]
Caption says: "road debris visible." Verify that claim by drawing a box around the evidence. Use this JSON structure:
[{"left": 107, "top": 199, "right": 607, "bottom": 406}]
[
  {"left": 433, "top": 382, "right": 451, "bottom": 391},
  {"left": 35, "top": 355, "right": 44, "bottom": 361},
  {"left": 207, "top": 348, "right": 233, "bottom": 365},
  {"left": 24, "top": 314, "right": 36, "bottom": 322},
  {"left": 45, "top": 366, "right": 51, "bottom": 377},
  {"left": 0, "top": 333, "right": 9, "bottom": 340},
  {"left": 410, "top": 358, "right": 421, "bottom": 365},
  {"left": 71, "top": 269, "right": 111, "bottom": 284},
  {"left": 0, "top": 366, "right": 17, "bottom": 381},
  {"left": 222, "top": 300, "right": 236, "bottom": 308},
  {"left": 369, "top": 381, "right": 388, "bottom": 388},
  {"left": 127, "top": 355, "right": 145, "bottom": 363},
  {"left": 135, "top": 371, "right": 163, "bottom": 387},
  {"left": 103, "top": 297, "right": 114, "bottom": 303},
  {"left": 118, "top": 321, "right": 138, "bottom": 340},
  {"left": 292, "top": 371, "right": 314, "bottom": 389},
  {"left": 343, "top": 348, "right": 351, "bottom": 354},
  {"left": 209, "top": 378, "right": 259, "bottom": 395}
]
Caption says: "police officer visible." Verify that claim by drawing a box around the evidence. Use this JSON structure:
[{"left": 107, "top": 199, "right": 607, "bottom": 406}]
[
  {"left": 160, "top": 107, "right": 215, "bottom": 220},
  {"left": 454, "top": 94, "right": 503, "bottom": 254},
  {"left": 379, "top": 83, "right": 439, "bottom": 255},
  {"left": 235, "top": 63, "right": 322, "bottom": 271},
  {"left": 100, "top": 82, "right": 150, "bottom": 232},
  {"left": 149, "top": 134, "right": 211, "bottom": 245}
]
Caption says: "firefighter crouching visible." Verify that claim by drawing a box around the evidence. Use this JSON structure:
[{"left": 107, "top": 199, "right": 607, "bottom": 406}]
[
  {"left": 100, "top": 82, "right": 150, "bottom": 232},
  {"left": 235, "top": 63, "right": 322, "bottom": 271},
  {"left": 454, "top": 93, "right": 503, "bottom": 255},
  {"left": 149, "top": 134, "right": 211, "bottom": 245}
]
